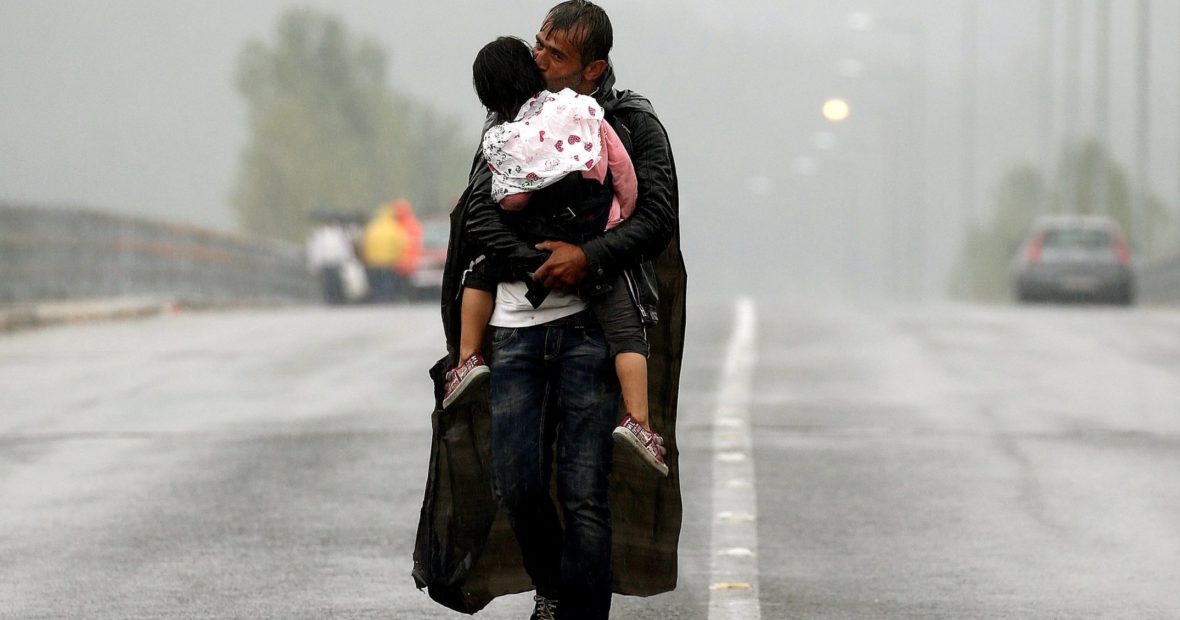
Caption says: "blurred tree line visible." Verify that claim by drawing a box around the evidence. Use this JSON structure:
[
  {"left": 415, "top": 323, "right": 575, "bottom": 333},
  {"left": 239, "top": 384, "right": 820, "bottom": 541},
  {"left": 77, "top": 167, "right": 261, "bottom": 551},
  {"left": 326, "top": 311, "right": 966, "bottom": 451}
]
[
  {"left": 950, "top": 139, "right": 1178, "bottom": 301},
  {"left": 233, "top": 8, "right": 469, "bottom": 241}
]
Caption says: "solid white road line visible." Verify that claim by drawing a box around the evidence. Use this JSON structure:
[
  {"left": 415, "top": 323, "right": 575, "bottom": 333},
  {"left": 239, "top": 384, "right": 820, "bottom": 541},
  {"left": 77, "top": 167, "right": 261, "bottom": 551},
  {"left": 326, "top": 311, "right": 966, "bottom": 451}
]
[{"left": 707, "top": 296, "right": 761, "bottom": 620}]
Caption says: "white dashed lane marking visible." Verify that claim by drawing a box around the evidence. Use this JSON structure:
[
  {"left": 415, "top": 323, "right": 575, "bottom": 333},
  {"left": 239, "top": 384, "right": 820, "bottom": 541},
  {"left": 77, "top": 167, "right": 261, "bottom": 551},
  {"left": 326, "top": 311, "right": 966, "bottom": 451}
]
[{"left": 707, "top": 297, "right": 761, "bottom": 620}]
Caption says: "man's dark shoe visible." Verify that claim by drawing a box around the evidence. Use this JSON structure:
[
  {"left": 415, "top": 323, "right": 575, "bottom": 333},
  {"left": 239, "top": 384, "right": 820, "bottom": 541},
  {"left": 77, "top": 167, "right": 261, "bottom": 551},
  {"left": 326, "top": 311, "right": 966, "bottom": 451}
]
[
  {"left": 442, "top": 352, "right": 490, "bottom": 409},
  {"left": 530, "top": 594, "right": 558, "bottom": 620}
]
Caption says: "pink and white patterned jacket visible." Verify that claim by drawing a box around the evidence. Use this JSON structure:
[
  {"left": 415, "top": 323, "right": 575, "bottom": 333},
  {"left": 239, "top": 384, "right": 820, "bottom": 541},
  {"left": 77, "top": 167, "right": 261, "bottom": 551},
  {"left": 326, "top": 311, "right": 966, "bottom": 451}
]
[{"left": 481, "top": 88, "right": 637, "bottom": 230}]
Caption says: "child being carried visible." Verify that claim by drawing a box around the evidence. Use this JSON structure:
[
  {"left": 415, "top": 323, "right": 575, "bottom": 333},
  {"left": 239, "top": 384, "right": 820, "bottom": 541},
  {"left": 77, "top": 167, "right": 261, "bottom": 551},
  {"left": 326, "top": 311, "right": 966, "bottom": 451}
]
[{"left": 443, "top": 36, "right": 666, "bottom": 477}]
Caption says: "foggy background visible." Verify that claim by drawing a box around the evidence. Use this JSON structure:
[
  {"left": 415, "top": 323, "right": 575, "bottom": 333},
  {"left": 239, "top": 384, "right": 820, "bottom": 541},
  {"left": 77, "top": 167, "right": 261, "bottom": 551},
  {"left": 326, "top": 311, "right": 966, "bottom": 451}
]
[
  {"left": 3, "top": 0, "right": 1180, "bottom": 302},
  {"left": 7, "top": 4, "right": 1180, "bottom": 617}
]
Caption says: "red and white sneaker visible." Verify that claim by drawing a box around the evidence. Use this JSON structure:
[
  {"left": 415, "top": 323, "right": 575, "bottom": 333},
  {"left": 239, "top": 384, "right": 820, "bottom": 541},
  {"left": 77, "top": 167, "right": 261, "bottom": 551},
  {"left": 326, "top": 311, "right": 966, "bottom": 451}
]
[
  {"left": 442, "top": 353, "right": 490, "bottom": 409},
  {"left": 612, "top": 414, "right": 669, "bottom": 477}
]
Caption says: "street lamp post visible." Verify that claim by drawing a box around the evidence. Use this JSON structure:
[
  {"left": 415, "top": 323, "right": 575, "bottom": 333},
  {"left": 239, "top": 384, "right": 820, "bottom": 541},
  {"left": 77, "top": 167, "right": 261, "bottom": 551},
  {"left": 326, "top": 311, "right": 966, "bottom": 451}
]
[
  {"left": 848, "top": 12, "right": 928, "bottom": 300},
  {"left": 820, "top": 87, "right": 903, "bottom": 298},
  {"left": 815, "top": 100, "right": 863, "bottom": 297}
]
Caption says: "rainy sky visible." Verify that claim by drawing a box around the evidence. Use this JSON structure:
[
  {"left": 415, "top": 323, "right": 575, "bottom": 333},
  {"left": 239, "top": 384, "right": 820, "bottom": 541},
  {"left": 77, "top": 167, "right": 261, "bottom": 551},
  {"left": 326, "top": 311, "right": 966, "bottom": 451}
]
[{"left": 3, "top": 1, "right": 1179, "bottom": 300}]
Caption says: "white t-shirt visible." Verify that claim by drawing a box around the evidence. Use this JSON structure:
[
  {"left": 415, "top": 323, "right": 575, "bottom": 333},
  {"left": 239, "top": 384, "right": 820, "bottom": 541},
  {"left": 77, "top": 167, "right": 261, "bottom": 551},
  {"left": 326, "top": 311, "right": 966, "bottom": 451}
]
[{"left": 489, "top": 280, "right": 586, "bottom": 328}]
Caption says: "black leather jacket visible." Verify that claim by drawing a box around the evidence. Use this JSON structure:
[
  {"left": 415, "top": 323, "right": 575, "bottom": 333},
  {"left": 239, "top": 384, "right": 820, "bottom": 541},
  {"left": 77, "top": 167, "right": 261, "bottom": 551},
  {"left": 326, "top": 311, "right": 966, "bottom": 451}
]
[{"left": 463, "top": 65, "right": 677, "bottom": 325}]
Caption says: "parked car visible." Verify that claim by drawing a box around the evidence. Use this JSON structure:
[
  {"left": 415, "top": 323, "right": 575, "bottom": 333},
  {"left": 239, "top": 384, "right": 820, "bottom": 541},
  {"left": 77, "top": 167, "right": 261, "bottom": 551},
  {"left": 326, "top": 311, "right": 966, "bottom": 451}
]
[
  {"left": 1012, "top": 215, "right": 1134, "bottom": 305},
  {"left": 408, "top": 218, "right": 449, "bottom": 301}
]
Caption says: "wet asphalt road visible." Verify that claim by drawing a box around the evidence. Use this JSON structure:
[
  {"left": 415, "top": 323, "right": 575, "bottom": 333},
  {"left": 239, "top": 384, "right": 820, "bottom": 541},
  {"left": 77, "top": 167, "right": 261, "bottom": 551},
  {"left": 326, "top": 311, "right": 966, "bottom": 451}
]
[{"left": 2, "top": 300, "right": 1179, "bottom": 619}]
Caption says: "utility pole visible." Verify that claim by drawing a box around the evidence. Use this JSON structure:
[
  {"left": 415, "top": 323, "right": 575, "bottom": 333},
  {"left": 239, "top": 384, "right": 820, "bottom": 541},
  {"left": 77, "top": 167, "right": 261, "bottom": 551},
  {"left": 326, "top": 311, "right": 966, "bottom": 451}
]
[
  {"left": 1095, "top": 0, "right": 1110, "bottom": 215},
  {"left": 1063, "top": 0, "right": 1080, "bottom": 141},
  {"left": 1135, "top": 0, "right": 1151, "bottom": 255},
  {"left": 1038, "top": 0, "right": 1057, "bottom": 214},
  {"left": 960, "top": 0, "right": 978, "bottom": 299},
  {"left": 911, "top": 28, "right": 927, "bottom": 299},
  {"left": 1064, "top": 0, "right": 1081, "bottom": 213},
  {"left": 962, "top": 0, "right": 977, "bottom": 228},
  {"left": 1038, "top": 0, "right": 1054, "bottom": 214},
  {"left": 848, "top": 12, "right": 927, "bottom": 300}
]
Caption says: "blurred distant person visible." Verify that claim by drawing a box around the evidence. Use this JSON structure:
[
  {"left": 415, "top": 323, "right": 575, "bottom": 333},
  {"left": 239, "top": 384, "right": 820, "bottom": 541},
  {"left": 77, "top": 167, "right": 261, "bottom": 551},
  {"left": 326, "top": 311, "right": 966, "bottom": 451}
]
[
  {"left": 362, "top": 205, "right": 409, "bottom": 303},
  {"left": 344, "top": 213, "right": 366, "bottom": 257},
  {"left": 391, "top": 199, "right": 423, "bottom": 283},
  {"left": 306, "top": 215, "right": 355, "bottom": 305}
]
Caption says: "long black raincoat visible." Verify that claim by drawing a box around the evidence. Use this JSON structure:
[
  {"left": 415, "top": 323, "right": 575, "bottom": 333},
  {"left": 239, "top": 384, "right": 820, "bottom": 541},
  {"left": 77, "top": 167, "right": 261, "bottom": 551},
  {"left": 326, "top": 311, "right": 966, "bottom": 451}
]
[{"left": 412, "top": 67, "right": 687, "bottom": 614}]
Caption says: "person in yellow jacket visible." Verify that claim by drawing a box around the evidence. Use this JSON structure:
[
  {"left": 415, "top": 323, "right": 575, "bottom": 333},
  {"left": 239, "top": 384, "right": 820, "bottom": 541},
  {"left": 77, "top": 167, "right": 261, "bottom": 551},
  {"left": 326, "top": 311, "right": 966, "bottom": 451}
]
[{"left": 362, "top": 204, "right": 410, "bottom": 302}]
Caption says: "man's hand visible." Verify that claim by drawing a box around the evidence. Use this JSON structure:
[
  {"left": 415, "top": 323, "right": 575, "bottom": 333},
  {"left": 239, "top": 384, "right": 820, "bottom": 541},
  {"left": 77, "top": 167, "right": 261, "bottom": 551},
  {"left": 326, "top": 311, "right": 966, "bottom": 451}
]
[{"left": 533, "top": 240, "right": 589, "bottom": 292}]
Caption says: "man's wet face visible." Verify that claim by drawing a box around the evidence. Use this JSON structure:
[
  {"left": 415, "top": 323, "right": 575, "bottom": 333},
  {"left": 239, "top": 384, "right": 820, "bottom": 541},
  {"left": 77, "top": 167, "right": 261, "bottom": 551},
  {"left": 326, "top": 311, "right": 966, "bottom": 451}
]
[{"left": 533, "top": 25, "right": 587, "bottom": 93}]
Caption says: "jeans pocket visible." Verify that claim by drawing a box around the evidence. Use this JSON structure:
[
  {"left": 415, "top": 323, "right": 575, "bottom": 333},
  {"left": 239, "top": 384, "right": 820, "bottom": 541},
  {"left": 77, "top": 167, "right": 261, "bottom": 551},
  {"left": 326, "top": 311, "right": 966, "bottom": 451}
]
[
  {"left": 491, "top": 326, "right": 518, "bottom": 348},
  {"left": 581, "top": 326, "right": 609, "bottom": 351}
]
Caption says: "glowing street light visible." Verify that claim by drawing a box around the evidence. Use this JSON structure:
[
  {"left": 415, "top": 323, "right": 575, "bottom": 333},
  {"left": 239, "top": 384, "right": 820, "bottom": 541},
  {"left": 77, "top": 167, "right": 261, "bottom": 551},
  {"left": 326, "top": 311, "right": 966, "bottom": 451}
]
[{"left": 822, "top": 97, "right": 850, "bottom": 122}]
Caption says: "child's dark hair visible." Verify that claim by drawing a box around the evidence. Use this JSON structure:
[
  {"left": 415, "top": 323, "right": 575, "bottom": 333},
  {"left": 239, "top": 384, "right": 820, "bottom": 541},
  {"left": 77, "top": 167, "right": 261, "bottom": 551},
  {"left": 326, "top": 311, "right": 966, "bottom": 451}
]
[{"left": 473, "top": 36, "right": 546, "bottom": 121}]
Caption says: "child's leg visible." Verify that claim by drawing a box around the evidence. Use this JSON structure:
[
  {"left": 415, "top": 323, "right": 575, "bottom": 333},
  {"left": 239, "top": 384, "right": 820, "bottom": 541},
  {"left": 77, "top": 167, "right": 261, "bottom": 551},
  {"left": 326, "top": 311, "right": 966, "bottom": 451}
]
[
  {"left": 588, "top": 275, "right": 651, "bottom": 426},
  {"left": 616, "top": 352, "right": 650, "bottom": 430},
  {"left": 459, "top": 287, "right": 494, "bottom": 362},
  {"left": 594, "top": 275, "right": 667, "bottom": 476},
  {"left": 593, "top": 274, "right": 667, "bottom": 475}
]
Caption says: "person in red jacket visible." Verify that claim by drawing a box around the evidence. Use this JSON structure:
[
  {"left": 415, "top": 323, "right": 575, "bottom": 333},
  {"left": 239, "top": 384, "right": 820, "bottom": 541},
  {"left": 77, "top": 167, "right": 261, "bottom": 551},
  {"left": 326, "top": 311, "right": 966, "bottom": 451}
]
[{"left": 391, "top": 199, "right": 423, "bottom": 282}]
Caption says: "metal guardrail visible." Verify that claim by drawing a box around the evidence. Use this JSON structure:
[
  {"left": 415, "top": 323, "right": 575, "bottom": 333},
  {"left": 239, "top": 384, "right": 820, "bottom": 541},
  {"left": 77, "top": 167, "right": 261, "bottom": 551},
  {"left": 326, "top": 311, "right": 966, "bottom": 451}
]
[
  {"left": 3, "top": 202, "right": 1176, "bottom": 307},
  {"left": 1137, "top": 254, "right": 1180, "bottom": 304},
  {"left": 0, "top": 203, "right": 316, "bottom": 304}
]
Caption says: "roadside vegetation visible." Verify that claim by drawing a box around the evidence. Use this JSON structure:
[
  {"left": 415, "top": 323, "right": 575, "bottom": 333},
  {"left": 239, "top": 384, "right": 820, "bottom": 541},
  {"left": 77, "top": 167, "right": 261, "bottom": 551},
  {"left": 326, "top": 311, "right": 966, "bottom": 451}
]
[{"left": 233, "top": 8, "right": 468, "bottom": 241}]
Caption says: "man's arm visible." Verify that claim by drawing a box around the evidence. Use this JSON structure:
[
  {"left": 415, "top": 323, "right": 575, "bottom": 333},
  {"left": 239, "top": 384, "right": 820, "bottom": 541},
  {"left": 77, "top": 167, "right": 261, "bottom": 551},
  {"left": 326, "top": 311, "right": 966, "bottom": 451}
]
[
  {"left": 533, "top": 110, "right": 676, "bottom": 290},
  {"left": 464, "top": 162, "right": 548, "bottom": 278}
]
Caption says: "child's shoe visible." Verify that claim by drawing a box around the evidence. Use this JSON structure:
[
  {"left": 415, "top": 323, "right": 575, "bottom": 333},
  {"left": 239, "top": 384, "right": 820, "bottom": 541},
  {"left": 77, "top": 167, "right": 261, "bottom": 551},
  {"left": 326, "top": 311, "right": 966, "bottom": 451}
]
[
  {"left": 442, "top": 352, "right": 490, "bottom": 409},
  {"left": 612, "top": 414, "right": 669, "bottom": 477}
]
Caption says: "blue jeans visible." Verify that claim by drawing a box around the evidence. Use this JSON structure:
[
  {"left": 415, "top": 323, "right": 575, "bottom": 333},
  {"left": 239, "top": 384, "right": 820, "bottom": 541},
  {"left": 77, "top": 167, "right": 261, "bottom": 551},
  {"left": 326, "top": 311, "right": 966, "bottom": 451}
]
[{"left": 489, "top": 314, "right": 620, "bottom": 620}]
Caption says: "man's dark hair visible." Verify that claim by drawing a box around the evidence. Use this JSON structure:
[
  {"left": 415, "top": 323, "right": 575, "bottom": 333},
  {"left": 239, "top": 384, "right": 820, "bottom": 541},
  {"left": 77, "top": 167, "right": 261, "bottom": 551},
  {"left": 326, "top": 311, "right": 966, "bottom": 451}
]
[
  {"left": 472, "top": 37, "right": 547, "bottom": 121},
  {"left": 543, "top": 0, "right": 612, "bottom": 65}
]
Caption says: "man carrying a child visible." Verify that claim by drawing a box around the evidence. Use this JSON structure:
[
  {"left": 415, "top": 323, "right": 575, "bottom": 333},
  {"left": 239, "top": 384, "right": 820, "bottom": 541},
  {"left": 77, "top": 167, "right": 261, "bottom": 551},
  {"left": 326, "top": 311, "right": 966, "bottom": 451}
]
[{"left": 413, "top": 3, "right": 686, "bottom": 619}]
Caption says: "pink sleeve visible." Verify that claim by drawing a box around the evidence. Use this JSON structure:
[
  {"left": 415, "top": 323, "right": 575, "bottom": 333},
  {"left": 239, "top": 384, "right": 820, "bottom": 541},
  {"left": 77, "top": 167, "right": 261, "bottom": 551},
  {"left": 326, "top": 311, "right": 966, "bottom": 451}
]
[{"left": 601, "top": 122, "right": 637, "bottom": 230}]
